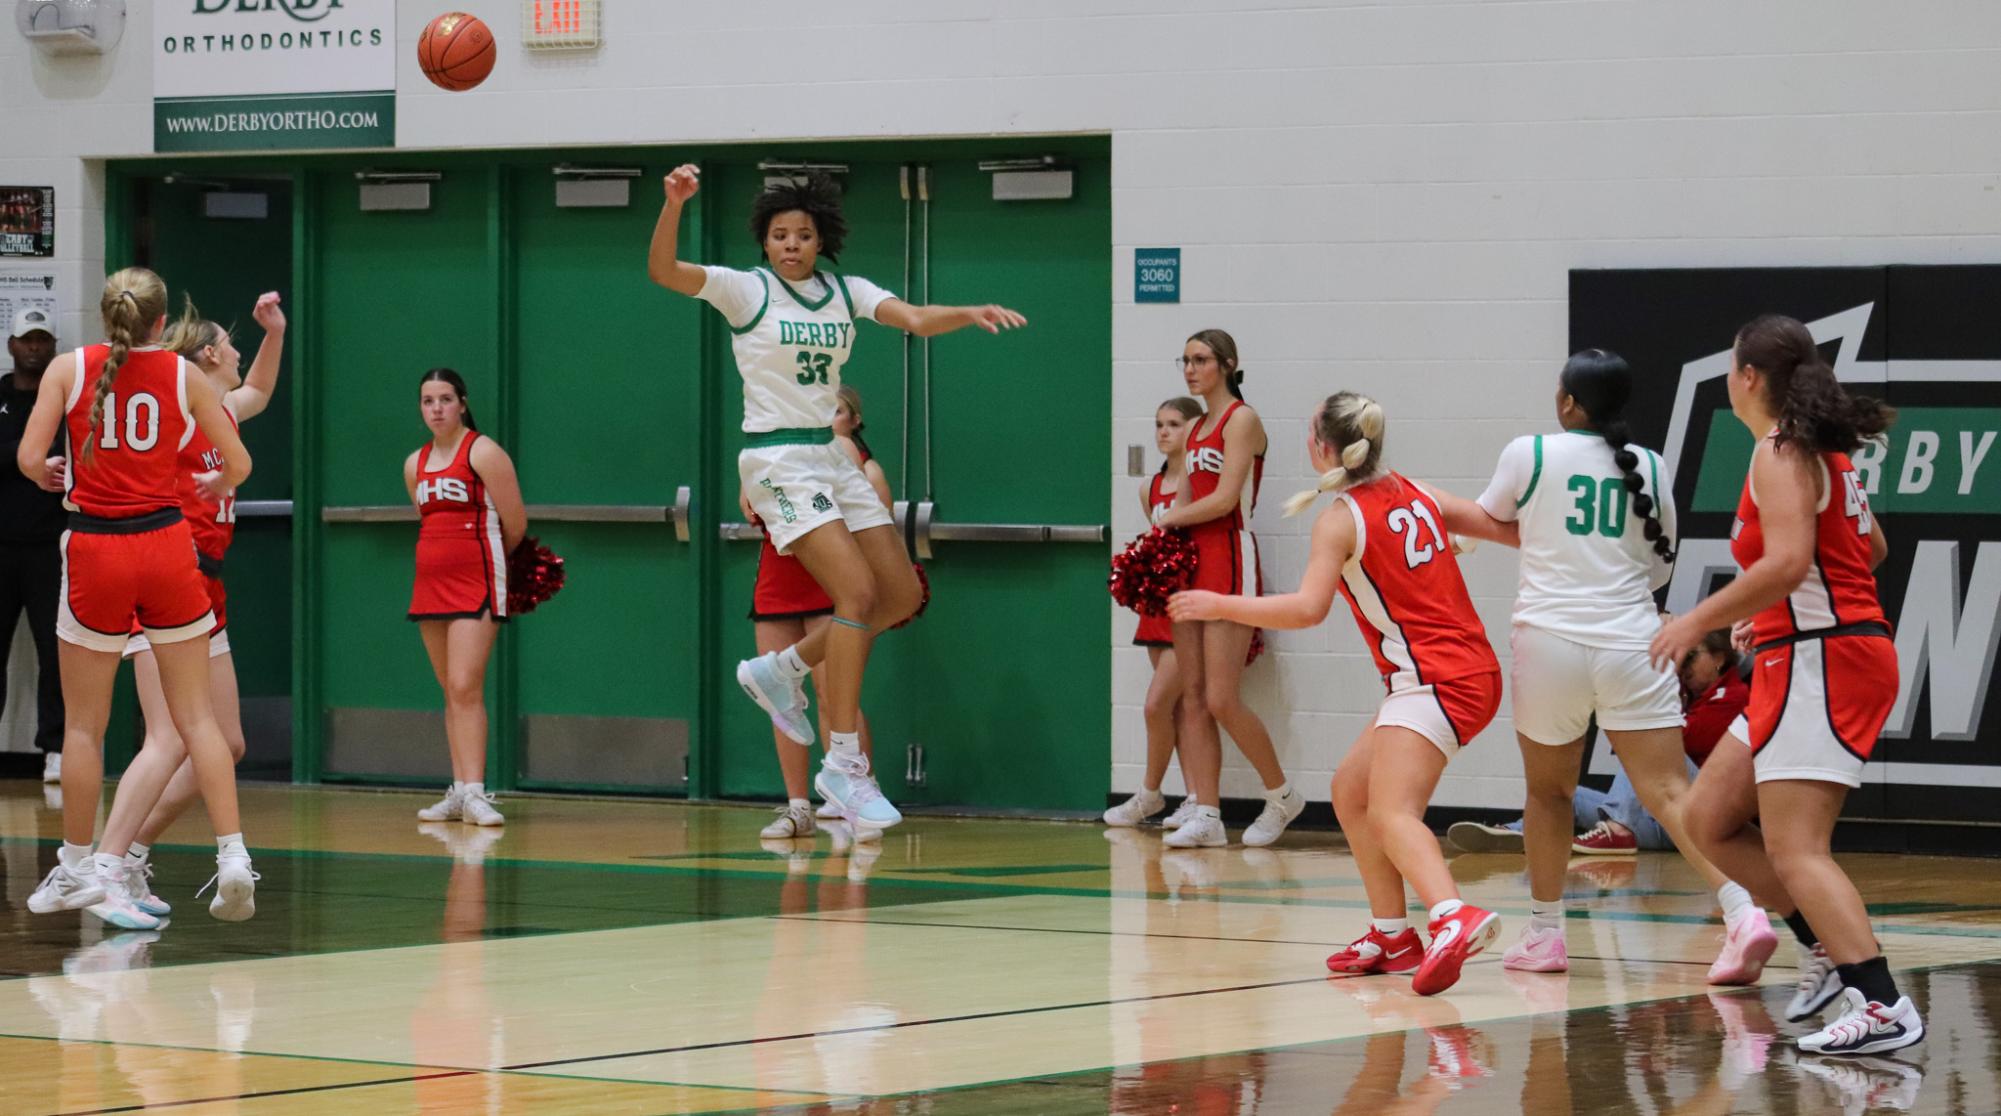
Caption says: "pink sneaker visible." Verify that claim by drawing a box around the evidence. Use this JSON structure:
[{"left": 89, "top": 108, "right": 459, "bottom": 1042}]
[
  {"left": 1706, "top": 908, "right": 1778, "bottom": 986},
  {"left": 1502, "top": 923, "right": 1569, "bottom": 972}
]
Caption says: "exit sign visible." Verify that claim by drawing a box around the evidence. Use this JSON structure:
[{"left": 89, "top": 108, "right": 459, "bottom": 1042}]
[{"left": 522, "top": 0, "right": 601, "bottom": 49}]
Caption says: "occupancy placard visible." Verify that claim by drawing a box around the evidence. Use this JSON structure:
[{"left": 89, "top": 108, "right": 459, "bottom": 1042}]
[{"left": 153, "top": 0, "right": 396, "bottom": 153}]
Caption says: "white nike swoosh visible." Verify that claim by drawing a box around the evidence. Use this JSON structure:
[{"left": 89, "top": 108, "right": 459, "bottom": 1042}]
[
  {"left": 1385, "top": 946, "right": 1414, "bottom": 959},
  {"left": 1432, "top": 923, "right": 1462, "bottom": 952}
]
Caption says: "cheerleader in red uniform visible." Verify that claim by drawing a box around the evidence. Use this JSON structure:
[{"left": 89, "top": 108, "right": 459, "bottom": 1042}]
[
  {"left": 1154, "top": 330, "right": 1302, "bottom": 849},
  {"left": 16, "top": 267, "right": 259, "bottom": 926},
  {"left": 1104, "top": 396, "right": 1202, "bottom": 830},
  {"left": 405, "top": 368, "right": 526, "bottom": 828},
  {"left": 1173, "top": 392, "right": 1504, "bottom": 996},
  {"left": 1653, "top": 315, "right": 1919, "bottom": 1056},
  {"left": 756, "top": 385, "right": 889, "bottom": 840},
  {"left": 91, "top": 293, "right": 288, "bottom": 922}
]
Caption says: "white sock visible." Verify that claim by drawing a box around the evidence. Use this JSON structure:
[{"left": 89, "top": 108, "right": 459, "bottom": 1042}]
[
  {"left": 1196, "top": 804, "right": 1222, "bottom": 821},
  {"left": 126, "top": 842, "right": 151, "bottom": 865},
  {"left": 1372, "top": 917, "right": 1409, "bottom": 936},
  {"left": 463, "top": 783, "right": 486, "bottom": 800},
  {"left": 1265, "top": 781, "right": 1294, "bottom": 801},
  {"left": 827, "top": 732, "right": 862, "bottom": 766},
  {"left": 1428, "top": 898, "right": 1464, "bottom": 922},
  {"left": 789, "top": 798, "right": 810, "bottom": 811},
  {"left": 777, "top": 646, "right": 811, "bottom": 679},
  {"left": 92, "top": 851, "right": 125, "bottom": 877},
  {"left": 216, "top": 832, "right": 247, "bottom": 857},
  {"left": 1718, "top": 882, "right": 1756, "bottom": 926},
  {"left": 1530, "top": 898, "right": 1565, "bottom": 933},
  {"left": 59, "top": 842, "right": 93, "bottom": 870}
]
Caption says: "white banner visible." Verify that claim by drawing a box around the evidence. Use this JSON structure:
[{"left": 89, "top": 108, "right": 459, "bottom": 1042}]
[{"left": 153, "top": 0, "right": 395, "bottom": 101}]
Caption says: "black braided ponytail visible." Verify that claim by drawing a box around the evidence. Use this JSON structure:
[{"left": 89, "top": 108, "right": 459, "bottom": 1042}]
[{"left": 1560, "top": 349, "right": 1674, "bottom": 564}]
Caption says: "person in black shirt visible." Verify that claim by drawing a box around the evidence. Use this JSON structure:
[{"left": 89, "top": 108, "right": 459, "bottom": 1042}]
[{"left": 1, "top": 306, "right": 66, "bottom": 782}]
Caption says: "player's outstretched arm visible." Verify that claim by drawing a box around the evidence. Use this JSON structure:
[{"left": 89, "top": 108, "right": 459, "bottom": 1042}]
[
  {"left": 873, "top": 299, "right": 1027, "bottom": 339},
  {"left": 1170, "top": 500, "right": 1354, "bottom": 630},
  {"left": 647, "top": 164, "right": 709, "bottom": 297},
  {"left": 229, "top": 292, "right": 287, "bottom": 421}
]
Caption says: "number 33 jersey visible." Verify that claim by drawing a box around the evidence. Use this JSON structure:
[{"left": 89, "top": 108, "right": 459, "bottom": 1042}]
[
  {"left": 1335, "top": 473, "right": 1498, "bottom": 692},
  {"left": 1477, "top": 431, "right": 1677, "bottom": 651},
  {"left": 697, "top": 265, "right": 895, "bottom": 433}
]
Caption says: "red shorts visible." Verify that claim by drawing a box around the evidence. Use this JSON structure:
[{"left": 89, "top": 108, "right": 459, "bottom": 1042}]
[
  {"left": 124, "top": 572, "right": 229, "bottom": 658},
  {"left": 750, "top": 537, "right": 833, "bottom": 621},
  {"left": 59, "top": 518, "right": 214, "bottom": 654},
  {"left": 409, "top": 534, "right": 506, "bottom": 621},
  {"left": 1736, "top": 633, "right": 1896, "bottom": 787},
  {"left": 1134, "top": 612, "right": 1173, "bottom": 647},
  {"left": 1189, "top": 524, "right": 1261, "bottom": 596},
  {"left": 1376, "top": 671, "right": 1502, "bottom": 758}
]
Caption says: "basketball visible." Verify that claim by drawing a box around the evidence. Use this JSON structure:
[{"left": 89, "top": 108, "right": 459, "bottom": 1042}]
[{"left": 418, "top": 12, "right": 496, "bottom": 92}]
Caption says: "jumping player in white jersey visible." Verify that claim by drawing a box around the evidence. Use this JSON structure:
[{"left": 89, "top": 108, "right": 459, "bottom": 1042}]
[
  {"left": 648, "top": 166, "right": 1025, "bottom": 833},
  {"left": 1434, "top": 350, "right": 1766, "bottom": 983}
]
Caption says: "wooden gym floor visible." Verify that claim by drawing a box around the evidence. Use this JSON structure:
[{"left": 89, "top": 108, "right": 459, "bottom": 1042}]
[{"left": 1, "top": 782, "right": 1997, "bottom": 1114}]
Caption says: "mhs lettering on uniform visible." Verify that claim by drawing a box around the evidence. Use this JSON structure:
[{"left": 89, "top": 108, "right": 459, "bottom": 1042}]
[
  {"left": 417, "top": 477, "right": 470, "bottom": 505},
  {"left": 1188, "top": 446, "right": 1226, "bottom": 474}
]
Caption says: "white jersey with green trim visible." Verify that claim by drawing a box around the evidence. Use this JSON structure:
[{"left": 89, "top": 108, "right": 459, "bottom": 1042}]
[
  {"left": 697, "top": 265, "right": 895, "bottom": 433},
  {"left": 1476, "top": 429, "right": 1677, "bottom": 650}
]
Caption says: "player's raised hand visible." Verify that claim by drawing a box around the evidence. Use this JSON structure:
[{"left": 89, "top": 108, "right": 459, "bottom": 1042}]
[
  {"left": 663, "top": 165, "right": 701, "bottom": 205},
  {"left": 967, "top": 304, "right": 1027, "bottom": 334},
  {"left": 252, "top": 291, "right": 285, "bottom": 334}
]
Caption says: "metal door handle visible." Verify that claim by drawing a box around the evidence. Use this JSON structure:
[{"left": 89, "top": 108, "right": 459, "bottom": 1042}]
[
  {"left": 235, "top": 499, "right": 294, "bottom": 518},
  {"left": 324, "top": 495, "right": 693, "bottom": 532},
  {"left": 911, "top": 501, "right": 1107, "bottom": 559},
  {"left": 671, "top": 485, "right": 692, "bottom": 543}
]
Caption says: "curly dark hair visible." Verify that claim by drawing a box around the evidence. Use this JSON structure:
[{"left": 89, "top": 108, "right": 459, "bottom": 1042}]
[
  {"left": 750, "top": 173, "right": 848, "bottom": 264},
  {"left": 1733, "top": 314, "right": 1895, "bottom": 454}
]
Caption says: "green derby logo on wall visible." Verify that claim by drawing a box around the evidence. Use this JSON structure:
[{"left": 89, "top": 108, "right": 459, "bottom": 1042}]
[
  {"left": 1572, "top": 267, "right": 2001, "bottom": 822},
  {"left": 155, "top": 0, "right": 395, "bottom": 152}
]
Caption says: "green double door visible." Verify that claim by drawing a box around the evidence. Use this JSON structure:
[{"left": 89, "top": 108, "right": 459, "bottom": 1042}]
[
  {"left": 116, "top": 139, "right": 1110, "bottom": 811},
  {"left": 306, "top": 159, "right": 703, "bottom": 793}
]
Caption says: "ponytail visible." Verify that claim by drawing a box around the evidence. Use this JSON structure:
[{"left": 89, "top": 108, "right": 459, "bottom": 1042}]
[
  {"left": 1284, "top": 392, "right": 1385, "bottom": 517},
  {"left": 84, "top": 268, "right": 169, "bottom": 467},
  {"left": 1734, "top": 315, "right": 1896, "bottom": 454},
  {"left": 1560, "top": 349, "right": 1673, "bottom": 563},
  {"left": 1601, "top": 418, "right": 1674, "bottom": 564}
]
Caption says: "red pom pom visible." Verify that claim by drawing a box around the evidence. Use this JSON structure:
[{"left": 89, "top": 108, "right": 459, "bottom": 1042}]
[
  {"left": 1109, "top": 528, "right": 1200, "bottom": 618},
  {"left": 890, "top": 563, "right": 930, "bottom": 630},
  {"left": 506, "top": 536, "right": 566, "bottom": 616}
]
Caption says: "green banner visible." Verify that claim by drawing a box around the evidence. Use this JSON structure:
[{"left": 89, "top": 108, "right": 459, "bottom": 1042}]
[
  {"left": 1692, "top": 406, "right": 2001, "bottom": 514},
  {"left": 154, "top": 91, "right": 393, "bottom": 153}
]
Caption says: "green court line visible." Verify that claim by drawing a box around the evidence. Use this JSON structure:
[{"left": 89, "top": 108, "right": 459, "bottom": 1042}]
[{"left": 7, "top": 834, "right": 2001, "bottom": 942}]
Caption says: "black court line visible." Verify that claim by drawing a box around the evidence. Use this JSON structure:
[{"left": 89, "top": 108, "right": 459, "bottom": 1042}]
[
  {"left": 52, "top": 1069, "right": 477, "bottom": 1116},
  {"left": 500, "top": 974, "right": 1338, "bottom": 1072}
]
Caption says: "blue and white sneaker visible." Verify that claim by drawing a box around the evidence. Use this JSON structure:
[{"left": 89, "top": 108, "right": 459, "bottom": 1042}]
[
  {"left": 127, "top": 857, "right": 171, "bottom": 918},
  {"left": 735, "top": 652, "right": 814, "bottom": 746},
  {"left": 1798, "top": 988, "right": 1924, "bottom": 1056},
  {"left": 815, "top": 757, "right": 901, "bottom": 831}
]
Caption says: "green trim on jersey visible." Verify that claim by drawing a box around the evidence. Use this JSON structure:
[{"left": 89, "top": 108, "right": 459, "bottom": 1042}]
[
  {"left": 834, "top": 272, "right": 856, "bottom": 320},
  {"left": 771, "top": 268, "right": 836, "bottom": 312},
  {"left": 1647, "top": 448, "right": 1662, "bottom": 501},
  {"left": 1518, "top": 436, "right": 1544, "bottom": 508},
  {"left": 743, "top": 427, "right": 834, "bottom": 449},
  {"left": 730, "top": 271, "right": 772, "bottom": 336}
]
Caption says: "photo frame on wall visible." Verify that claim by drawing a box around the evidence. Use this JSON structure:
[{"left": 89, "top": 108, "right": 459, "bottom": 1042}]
[{"left": 0, "top": 187, "right": 54, "bottom": 257}]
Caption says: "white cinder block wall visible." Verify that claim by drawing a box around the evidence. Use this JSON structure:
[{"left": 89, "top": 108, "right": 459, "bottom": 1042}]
[{"left": 5, "top": 2, "right": 1999, "bottom": 799}]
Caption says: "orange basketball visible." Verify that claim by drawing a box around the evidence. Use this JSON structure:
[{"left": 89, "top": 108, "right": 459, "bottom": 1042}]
[{"left": 418, "top": 12, "right": 496, "bottom": 92}]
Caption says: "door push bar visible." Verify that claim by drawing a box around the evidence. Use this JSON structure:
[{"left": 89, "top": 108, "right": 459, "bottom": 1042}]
[
  {"left": 718, "top": 499, "right": 1106, "bottom": 558},
  {"left": 323, "top": 485, "right": 695, "bottom": 544}
]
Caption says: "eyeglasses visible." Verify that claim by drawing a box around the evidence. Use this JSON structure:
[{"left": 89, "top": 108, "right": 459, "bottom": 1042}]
[{"left": 1174, "top": 355, "right": 1218, "bottom": 372}]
